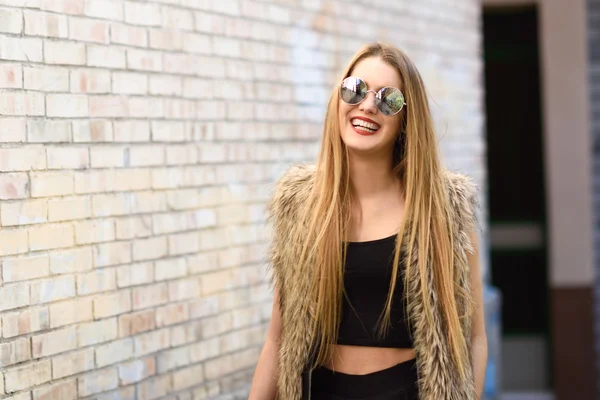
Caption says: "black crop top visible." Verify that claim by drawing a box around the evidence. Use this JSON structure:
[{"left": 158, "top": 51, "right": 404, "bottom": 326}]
[{"left": 337, "top": 233, "right": 414, "bottom": 348}]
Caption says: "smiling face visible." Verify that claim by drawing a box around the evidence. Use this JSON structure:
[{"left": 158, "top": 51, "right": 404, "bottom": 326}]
[{"left": 338, "top": 57, "right": 404, "bottom": 157}]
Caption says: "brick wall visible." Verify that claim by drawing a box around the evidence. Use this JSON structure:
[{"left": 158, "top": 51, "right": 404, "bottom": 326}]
[{"left": 0, "top": 1, "right": 485, "bottom": 399}]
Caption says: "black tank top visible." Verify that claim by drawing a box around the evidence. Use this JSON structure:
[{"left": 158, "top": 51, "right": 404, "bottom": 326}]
[{"left": 336, "top": 233, "right": 414, "bottom": 348}]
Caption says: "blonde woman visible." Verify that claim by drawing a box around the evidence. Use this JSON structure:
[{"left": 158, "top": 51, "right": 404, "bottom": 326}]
[{"left": 249, "top": 42, "right": 488, "bottom": 400}]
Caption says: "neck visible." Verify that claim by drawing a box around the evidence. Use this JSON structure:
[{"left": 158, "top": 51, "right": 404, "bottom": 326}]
[{"left": 347, "top": 150, "right": 401, "bottom": 200}]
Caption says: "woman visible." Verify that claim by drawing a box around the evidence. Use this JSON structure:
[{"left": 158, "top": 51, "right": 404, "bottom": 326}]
[{"left": 249, "top": 42, "right": 487, "bottom": 400}]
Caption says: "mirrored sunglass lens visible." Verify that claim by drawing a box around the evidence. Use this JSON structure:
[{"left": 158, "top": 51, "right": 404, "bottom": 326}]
[
  {"left": 340, "top": 77, "right": 366, "bottom": 104},
  {"left": 377, "top": 88, "right": 405, "bottom": 115}
]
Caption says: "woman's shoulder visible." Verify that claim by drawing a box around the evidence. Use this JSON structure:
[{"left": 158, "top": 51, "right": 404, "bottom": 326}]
[
  {"left": 441, "top": 169, "right": 478, "bottom": 202},
  {"left": 267, "top": 163, "right": 317, "bottom": 219}
]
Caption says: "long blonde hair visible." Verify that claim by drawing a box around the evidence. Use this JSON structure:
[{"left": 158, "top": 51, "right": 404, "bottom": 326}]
[{"left": 297, "top": 42, "right": 473, "bottom": 381}]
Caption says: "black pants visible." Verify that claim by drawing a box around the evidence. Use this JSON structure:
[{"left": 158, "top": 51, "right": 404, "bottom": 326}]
[{"left": 310, "top": 358, "right": 419, "bottom": 400}]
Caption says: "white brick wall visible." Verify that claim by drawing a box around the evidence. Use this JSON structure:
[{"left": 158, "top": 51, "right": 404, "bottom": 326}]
[{"left": 0, "top": 0, "right": 484, "bottom": 398}]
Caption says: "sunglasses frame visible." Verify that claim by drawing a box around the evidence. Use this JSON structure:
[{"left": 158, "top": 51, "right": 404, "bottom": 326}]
[{"left": 339, "top": 76, "right": 407, "bottom": 116}]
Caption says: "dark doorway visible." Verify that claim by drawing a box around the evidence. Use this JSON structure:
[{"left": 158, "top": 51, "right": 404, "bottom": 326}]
[{"left": 483, "top": 5, "right": 551, "bottom": 393}]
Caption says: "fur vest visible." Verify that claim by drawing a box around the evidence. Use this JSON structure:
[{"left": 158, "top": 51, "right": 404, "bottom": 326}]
[{"left": 266, "top": 163, "right": 479, "bottom": 400}]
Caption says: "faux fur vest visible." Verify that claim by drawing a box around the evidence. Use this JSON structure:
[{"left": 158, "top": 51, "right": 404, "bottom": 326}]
[{"left": 266, "top": 163, "right": 479, "bottom": 400}]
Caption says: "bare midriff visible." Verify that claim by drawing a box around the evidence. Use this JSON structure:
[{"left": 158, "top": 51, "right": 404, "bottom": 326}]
[{"left": 322, "top": 344, "right": 416, "bottom": 374}]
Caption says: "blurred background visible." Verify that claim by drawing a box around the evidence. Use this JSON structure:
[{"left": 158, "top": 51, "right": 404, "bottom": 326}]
[{"left": 0, "top": 0, "right": 597, "bottom": 399}]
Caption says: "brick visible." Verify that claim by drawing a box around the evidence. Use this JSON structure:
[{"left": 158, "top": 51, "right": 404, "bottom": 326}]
[
  {"left": 132, "top": 283, "right": 167, "bottom": 311},
  {"left": 166, "top": 145, "right": 198, "bottom": 165},
  {"left": 69, "top": 16, "right": 109, "bottom": 43},
  {"left": 156, "top": 303, "right": 188, "bottom": 327},
  {"left": 155, "top": 257, "right": 187, "bottom": 282},
  {"left": 0, "top": 7, "right": 22, "bottom": 33},
  {"left": 84, "top": 0, "right": 123, "bottom": 20},
  {"left": 164, "top": 98, "right": 196, "bottom": 119},
  {"left": 127, "top": 49, "right": 163, "bottom": 71},
  {"left": 29, "top": 223, "right": 74, "bottom": 251},
  {"left": 119, "top": 356, "right": 155, "bottom": 385},
  {"left": 0, "top": 92, "right": 45, "bottom": 116},
  {"left": 0, "top": 36, "right": 43, "bottom": 62},
  {"left": 168, "top": 278, "right": 201, "bottom": 302},
  {"left": 194, "top": 11, "right": 225, "bottom": 34},
  {"left": 78, "top": 368, "right": 119, "bottom": 397},
  {"left": 75, "top": 170, "right": 115, "bottom": 194},
  {"left": 130, "top": 96, "right": 164, "bottom": 118},
  {"left": 32, "top": 326, "right": 77, "bottom": 358},
  {"left": 27, "top": 119, "right": 71, "bottom": 143},
  {"left": 49, "top": 247, "right": 93, "bottom": 274},
  {"left": 31, "top": 171, "right": 73, "bottom": 197},
  {"left": 152, "top": 121, "right": 185, "bottom": 142},
  {"left": 119, "top": 309, "right": 155, "bottom": 337},
  {"left": 152, "top": 168, "right": 183, "bottom": 189},
  {"left": 166, "top": 189, "right": 200, "bottom": 210},
  {"left": 149, "top": 28, "right": 183, "bottom": 51},
  {"left": 95, "top": 338, "right": 133, "bottom": 368},
  {"left": 132, "top": 236, "right": 168, "bottom": 261},
  {"left": 124, "top": 1, "right": 160, "bottom": 26},
  {"left": 44, "top": 40, "right": 85, "bottom": 65},
  {"left": 0, "top": 228, "right": 29, "bottom": 256},
  {"left": 134, "top": 328, "right": 170, "bottom": 356},
  {"left": 115, "top": 170, "right": 153, "bottom": 191},
  {"left": 129, "top": 145, "right": 164, "bottom": 166},
  {"left": 96, "top": 387, "right": 136, "bottom": 400},
  {"left": 78, "top": 318, "right": 118, "bottom": 347},
  {"left": 168, "top": 232, "right": 200, "bottom": 255},
  {"left": 0, "top": 147, "right": 46, "bottom": 172},
  {"left": 47, "top": 94, "right": 89, "bottom": 117},
  {"left": 48, "top": 196, "right": 90, "bottom": 222},
  {"left": 4, "top": 360, "right": 51, "bottom": 392},
  {"left": 113, "top": 120, "right": 151, "bottom": 142},
  {"left": 89, "top": 95, "right": 129, "bottom": 117},
  {"left": 73, "top": 120, "right": 113, "bottom": 142},
  {"left": 0, "top": 117, "right": 25, "bottom": 142},
  {"left": 24, "top": 66, "right": 69, "bottom": 91},
  {"left": 1, "top": 199, "right": 47, "bottom": 226},
  {"left": 162, "top": 6, "right": 193, "bottom": 29},
  {"left": 77, "top": 268, "right": 117, "bottom": 295},
  {"left": 172, "top": 364, "right": 204, "bottom": 391},
  {"left": 0, "top": 338, "right": 31, "bottom": 367},
  {"left": 2, "top": 306, "right": 48, "bottom": 338},
  {"left": 90, "top": 146, "right": 126, "bottom": 168},
  {"left": 110, "top": 23, "right": 147, "bottom": 47},
  {"left": 149, "top": 75, "right": 182, "bottom": 96},
  {"left": 182, "top": 77, "right": 212, "bottom": 99},
  {"left": 92, "top": 193, "right": 129, "bottom": 217},
  {"left": 75, "top": 219, "right": 115, "bottom": 244},
  {"left": 112, "top": 72, "right": 148, "bottom": 95},
  {"left": 24, "top": 10, "right": 68, "bottom": 37},
  {"left": 52, "top": 348, "right": 94, "bottom": 379},
  {"left": 156, "top": 346, "right": 190, "bottom": 373},
  {"left": 41, "top": 0, "right": 84, "bottom": 14},
  {"left": 4, "top": 393, "right": 33, "bottom": 400},
  {"left": 137, "top": 375, "right": 171, "bottom": 400},
  {"left": 116, "top": 262, "right": 153, "bottom": 288},
  {"left": 49, "top": 297, "right": 93, "bottom": 328},
  {"left": 2, "top": 254, "right": 49, "bottom": 282},
  {"left": 46, "top": 147, "right": 89, "bottom": 170},
  {"left": 31, "top": 275, "right": 76, "bottom": 303},
  {"left": 93, "top": 290, "right": 131, "bottom": 319},
  {"left": 87, "top": 45, "right": 126, "bottom": 68},
  {"left": 115, "top": 216, "right": 152, "bottom": 240},
  {"left": 33, "top": 379, "right": 77, "bottom": 400},
  {"left": 0, "top": 63, "right": 21, "bottom": 88},
  {"left": 70, "top": 68, "right": 111, "bottom": 93},
  {"left": 93, "top": 241, "right": 132, "bottom": 267}
]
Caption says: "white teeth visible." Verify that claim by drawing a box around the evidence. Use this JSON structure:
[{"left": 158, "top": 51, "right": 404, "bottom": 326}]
[{"left": 351, "top": 118, "right": 379, "bottom": 131}]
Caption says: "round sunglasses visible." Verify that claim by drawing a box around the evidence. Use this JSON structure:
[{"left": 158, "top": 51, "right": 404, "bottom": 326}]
[{"left": 339, "top": 76, "right": 407, "bottom": 116}]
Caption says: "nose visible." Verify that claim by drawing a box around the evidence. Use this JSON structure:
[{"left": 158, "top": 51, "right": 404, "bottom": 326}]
[{"left": 358, "top": 90, "right": 378, "bottom": 114}]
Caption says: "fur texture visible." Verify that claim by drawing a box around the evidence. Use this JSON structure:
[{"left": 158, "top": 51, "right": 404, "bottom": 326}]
[{"left": 267, "top": 163, "right": 479, "bottom": 400}]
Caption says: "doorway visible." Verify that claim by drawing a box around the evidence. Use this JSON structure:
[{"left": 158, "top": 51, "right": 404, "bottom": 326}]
[{"left": 482, "top": 5, "right": 552, "bottom": 395}]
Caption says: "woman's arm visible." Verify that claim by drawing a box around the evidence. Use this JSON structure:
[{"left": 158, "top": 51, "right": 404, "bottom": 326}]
[
  {"left": 468, "top": 230, "right": 488, "bottom": 399},
  {"left": 248, "top": 286, "right": 283, "bottom": 400}
]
